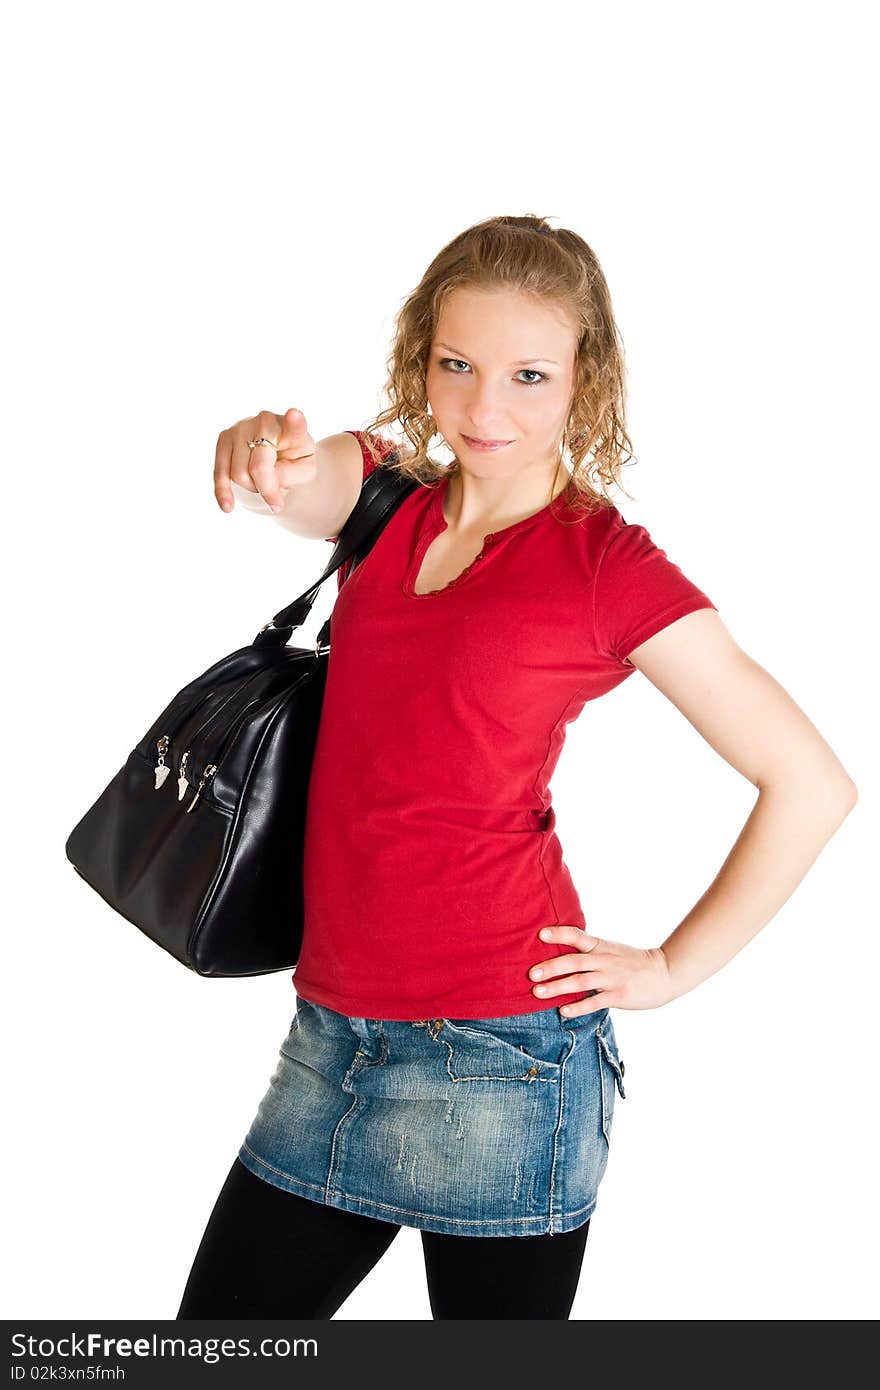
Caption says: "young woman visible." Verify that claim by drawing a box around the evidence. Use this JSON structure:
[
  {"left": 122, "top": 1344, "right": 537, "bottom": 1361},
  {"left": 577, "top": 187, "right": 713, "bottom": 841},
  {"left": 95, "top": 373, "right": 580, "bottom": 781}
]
[{"left": 176, "top": 214, "right": 857, "bottom": 1320}]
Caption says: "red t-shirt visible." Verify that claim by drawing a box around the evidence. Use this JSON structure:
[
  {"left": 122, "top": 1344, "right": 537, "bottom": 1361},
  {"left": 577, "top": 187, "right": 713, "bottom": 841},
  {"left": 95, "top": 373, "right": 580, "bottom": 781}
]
[{"left": 292, "top": 430, "right": 717, "bottom": 1020}]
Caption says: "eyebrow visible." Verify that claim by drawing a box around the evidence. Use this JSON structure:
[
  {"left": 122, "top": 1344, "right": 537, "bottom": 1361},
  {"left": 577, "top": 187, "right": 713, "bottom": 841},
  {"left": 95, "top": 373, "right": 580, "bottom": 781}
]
[{"left": 434, "top": 342, "right": 560, "bottom": 366}]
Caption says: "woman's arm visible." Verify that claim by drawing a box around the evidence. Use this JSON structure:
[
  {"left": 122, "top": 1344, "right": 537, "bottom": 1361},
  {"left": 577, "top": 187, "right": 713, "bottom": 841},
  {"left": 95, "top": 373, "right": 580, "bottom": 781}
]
[
  {"left": 529, "top": 606, "right": 856, "bottom": 1012},
  {"left": 230, "top": 430, "right": 366, "bottom": 540},
  {"left": 626, "top": 607, "right": 857, "bottom": 998}
]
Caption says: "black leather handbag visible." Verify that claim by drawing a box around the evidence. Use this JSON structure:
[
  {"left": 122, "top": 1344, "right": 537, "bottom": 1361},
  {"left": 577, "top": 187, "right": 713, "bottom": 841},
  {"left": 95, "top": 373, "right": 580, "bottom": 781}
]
[{"left": 65, "top": 462, "right": 419, "bottom": 977}]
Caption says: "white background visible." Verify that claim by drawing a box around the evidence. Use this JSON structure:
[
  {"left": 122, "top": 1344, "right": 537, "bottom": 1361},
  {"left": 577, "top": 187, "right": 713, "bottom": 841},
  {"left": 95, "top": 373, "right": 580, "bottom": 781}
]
[{"left": 3, "top": 0, "right": 876, "bottom": 1322}]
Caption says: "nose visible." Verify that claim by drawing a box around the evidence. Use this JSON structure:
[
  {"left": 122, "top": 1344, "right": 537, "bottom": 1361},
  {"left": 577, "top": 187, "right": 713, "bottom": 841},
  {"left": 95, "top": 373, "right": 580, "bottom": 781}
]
[{"left": 465, "top": 388, "right": 511, "bottom": 435}]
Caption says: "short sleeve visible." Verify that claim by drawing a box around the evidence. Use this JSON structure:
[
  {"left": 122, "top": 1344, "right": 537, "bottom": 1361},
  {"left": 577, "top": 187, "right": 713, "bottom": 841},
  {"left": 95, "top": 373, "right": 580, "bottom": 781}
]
[
  {"left": 348, "top": 429, "right": 398, "bottom": 483},
  {"left": 323, "top": 430, "right": 397, "bottom": 544},
  {"left": 592, "top": 519, "right": 717, "bottom": 669},
  {"left": 326, "top": 429, "right": 399, "bottom": 589}
]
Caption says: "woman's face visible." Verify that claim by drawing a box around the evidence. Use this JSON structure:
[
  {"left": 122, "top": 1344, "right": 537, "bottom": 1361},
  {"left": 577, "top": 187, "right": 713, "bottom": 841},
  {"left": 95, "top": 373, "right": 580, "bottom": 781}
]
[{"left": 425, "top": 286, "right": 579, "bottom": 476}]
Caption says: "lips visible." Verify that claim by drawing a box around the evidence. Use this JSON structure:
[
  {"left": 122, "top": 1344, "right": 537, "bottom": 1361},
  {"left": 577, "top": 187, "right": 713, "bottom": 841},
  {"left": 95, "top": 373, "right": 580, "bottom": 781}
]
[{"left": 462, "top": 434, "right": 511, "bottom": 447}]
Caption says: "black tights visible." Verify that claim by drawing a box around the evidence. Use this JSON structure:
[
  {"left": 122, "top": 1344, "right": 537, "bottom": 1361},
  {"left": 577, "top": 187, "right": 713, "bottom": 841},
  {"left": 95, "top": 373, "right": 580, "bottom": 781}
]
[{"left": 176, "top": 1157, "right": 590, "bottom": 1320}]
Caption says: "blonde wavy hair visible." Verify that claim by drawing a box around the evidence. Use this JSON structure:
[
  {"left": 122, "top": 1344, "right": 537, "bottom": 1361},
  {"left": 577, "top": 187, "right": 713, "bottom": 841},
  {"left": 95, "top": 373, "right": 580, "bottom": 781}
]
[{"left": 359, "top": 213, "right": 638, "bottom": 522}]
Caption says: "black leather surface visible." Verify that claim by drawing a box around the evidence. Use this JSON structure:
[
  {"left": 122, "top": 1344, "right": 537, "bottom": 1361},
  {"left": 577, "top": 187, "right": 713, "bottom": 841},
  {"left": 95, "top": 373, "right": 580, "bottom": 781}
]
[{"left": 65, "top": 461, "right": 419, "bottom": 977}]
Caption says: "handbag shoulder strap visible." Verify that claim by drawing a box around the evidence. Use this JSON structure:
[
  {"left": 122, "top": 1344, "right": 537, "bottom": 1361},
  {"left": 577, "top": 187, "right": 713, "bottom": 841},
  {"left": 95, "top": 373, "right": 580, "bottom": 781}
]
[{"left": 254, "top": 461, "right": 420, "bottom": 646}]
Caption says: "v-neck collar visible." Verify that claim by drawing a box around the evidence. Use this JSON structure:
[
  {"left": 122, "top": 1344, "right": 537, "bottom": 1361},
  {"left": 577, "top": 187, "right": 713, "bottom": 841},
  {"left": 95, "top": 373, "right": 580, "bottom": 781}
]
[{"left": 402, "top": 473, "right": 566, "bottom": 599}]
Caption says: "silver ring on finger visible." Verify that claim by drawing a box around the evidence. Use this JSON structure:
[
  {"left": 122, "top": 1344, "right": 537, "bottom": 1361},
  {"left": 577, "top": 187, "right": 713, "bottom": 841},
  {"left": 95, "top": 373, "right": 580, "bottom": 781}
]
[{"left": 247, "top": 436, "right": 277, "bottom": 449}]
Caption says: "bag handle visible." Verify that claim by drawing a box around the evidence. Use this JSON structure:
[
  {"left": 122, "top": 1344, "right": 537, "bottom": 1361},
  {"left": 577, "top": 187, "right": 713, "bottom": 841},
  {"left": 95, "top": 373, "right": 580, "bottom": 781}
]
[{"left": 253, "top": 461, "right": 420, "bottom": 649}]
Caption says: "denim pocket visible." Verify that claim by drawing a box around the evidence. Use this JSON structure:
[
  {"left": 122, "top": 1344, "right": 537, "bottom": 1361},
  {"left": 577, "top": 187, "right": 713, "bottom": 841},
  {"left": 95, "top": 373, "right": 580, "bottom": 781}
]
[
  {"left": 596, "top": 1017, "right": 626, "bottom": 1144},
  {"left": 427, "top": 1017, "right": 564, "bottom": 1083}
]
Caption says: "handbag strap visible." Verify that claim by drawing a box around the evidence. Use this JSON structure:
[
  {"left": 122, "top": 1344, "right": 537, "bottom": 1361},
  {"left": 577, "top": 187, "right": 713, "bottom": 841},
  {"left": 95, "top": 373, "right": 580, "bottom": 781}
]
[{"left": 253, "top": 460, "right": 420, "bottom": 648}]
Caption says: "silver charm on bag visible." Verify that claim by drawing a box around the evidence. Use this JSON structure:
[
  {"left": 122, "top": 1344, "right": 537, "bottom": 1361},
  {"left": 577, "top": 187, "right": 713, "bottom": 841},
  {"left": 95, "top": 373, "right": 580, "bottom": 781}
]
[
  {"left": 186, "top": 764, "right": 217, "bottom": 813},
  {"left": 153, "top": 736, "right": 171, "bottom": 790},
  {"left": 177, "top": 751, "right": 190, "bottom": 801}
]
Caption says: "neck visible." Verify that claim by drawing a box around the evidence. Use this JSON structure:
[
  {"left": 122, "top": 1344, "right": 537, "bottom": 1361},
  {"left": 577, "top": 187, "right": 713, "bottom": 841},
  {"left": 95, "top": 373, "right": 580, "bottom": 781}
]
[{"left": 443, "top": 460, "right": 570, "bottom": 533}]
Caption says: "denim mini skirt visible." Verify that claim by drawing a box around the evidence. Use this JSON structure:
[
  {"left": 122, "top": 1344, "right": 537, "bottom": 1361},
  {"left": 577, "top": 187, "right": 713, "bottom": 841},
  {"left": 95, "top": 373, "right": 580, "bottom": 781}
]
[{"left": 237, "top": 995, "right": 627, "bottom": 1238}]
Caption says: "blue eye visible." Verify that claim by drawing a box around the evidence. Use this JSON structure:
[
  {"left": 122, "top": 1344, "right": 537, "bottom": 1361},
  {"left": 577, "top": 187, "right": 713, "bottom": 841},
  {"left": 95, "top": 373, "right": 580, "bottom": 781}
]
[{"left": 438, "top": 358, "right": 548, "bottom": 387}]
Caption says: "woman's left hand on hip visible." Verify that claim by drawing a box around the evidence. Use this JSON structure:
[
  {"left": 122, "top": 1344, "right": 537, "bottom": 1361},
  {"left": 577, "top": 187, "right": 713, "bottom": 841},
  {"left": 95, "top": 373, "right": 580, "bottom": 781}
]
[{"left": 528, "top": 925, "right": 675, "bottom": 1015}]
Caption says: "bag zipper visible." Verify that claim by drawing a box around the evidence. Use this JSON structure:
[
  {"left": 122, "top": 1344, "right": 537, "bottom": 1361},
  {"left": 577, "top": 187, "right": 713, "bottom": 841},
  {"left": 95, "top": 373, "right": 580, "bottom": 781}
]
[
  {"left": 181, "top": 684, "right": 289, "bottom": 812},
  {"left": 151, "top": 665, "right": 279, "bottom": 799}
]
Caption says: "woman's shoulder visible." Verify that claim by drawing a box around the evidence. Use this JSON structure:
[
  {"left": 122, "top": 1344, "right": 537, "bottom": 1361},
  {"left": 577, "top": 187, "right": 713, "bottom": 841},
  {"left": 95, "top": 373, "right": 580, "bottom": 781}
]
[
  {"left": 554, "top": 490, "right": 626, "bottom": 560},
  {"left": 343, "top": 429, "right": 401, "bottom": 481}
]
